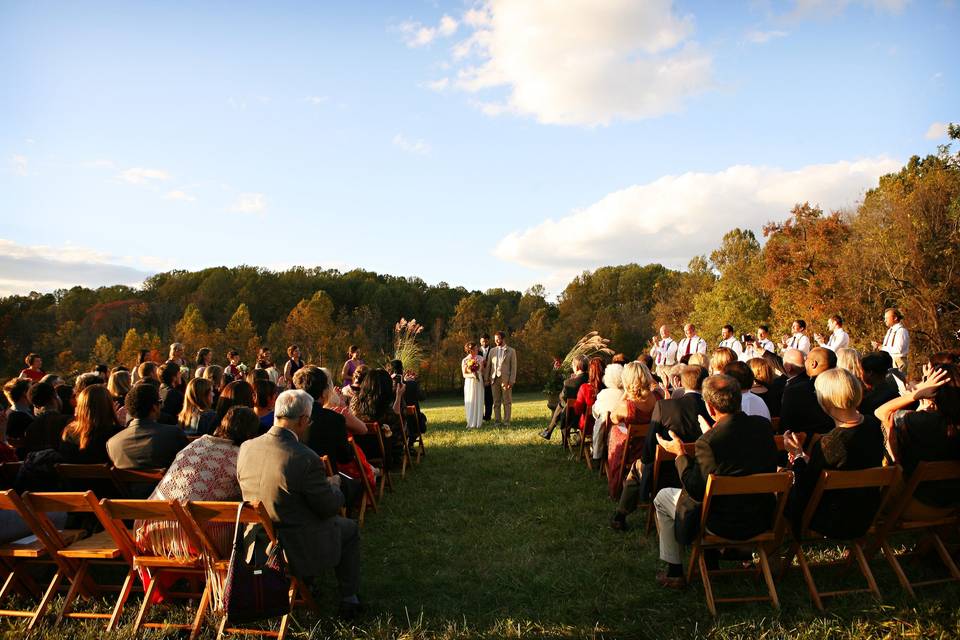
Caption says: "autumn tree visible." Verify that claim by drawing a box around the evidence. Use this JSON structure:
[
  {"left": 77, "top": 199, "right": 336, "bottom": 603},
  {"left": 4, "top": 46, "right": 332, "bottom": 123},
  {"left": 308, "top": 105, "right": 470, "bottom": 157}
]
[
  {"left": 90, "top": 334, "right": 116, "bottom": 367},
  {"left": 224, "top": 303, "right": 261, "bottom": 363},
  {"left": 284, "top": 291, "right": 338, "bottom": 367},
  {"left": 173, "top": 304, "right": 212, "bottom": 359}
]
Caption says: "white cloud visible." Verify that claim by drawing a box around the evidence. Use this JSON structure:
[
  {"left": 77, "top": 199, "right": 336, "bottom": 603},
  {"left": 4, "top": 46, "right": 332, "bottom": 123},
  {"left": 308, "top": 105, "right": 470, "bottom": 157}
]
[
  {"left": 120, "top": 167, "right": 170, "bottom": 184},
  {"left": 925, "top": 121, "right": 950, "bottom": 140},
  {"left": 165, "top": 190, "right": 196, "bottom": 202},
  {"left": 11, "top": 155, "right": 29, "bottom": 176},
  {"left": 745, "top": 29, "right": 789, "bottom": 43},
  {"left": 0, "top": 238, "right": 158, "bottom": 297},
  {"left": 431, "top": 0, "right": 712, "bottom": 126},
  {"left": 305, "top": 95, "right": 329, "bottom": 105},
  {"left": 494, "top": 156, "right": 902, "bottom": 271},
  {"left": 230, "top": 192, "right": 266, "bottom": 214},
  {"left": 425, "top": 78, "right": 450, "bottom": 92},
  {"left": 392, "top": 133, "right": 431, "bottom": 155},
  {"left": 398, "top": 14, "right": 459, "bottom": 48}
]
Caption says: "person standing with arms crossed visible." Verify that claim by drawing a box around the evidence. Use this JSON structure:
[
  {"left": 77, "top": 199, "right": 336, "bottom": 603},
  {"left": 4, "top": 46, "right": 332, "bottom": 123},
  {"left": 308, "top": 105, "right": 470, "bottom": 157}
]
[{"left": 488, "top": 331, "right": 517, "bottom": 426}]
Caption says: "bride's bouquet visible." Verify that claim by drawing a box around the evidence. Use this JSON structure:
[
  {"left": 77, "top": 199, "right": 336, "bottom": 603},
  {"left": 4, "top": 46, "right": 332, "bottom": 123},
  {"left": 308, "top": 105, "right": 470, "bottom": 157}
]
[{"left": 465, "top": 355, "right": 481, "bottom": 375}]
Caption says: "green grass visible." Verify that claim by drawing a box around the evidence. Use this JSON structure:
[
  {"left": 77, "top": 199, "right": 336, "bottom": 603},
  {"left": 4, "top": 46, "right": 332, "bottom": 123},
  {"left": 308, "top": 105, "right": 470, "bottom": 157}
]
[{"left": 4, "top": 392, "right": 960, "bottom": 638}]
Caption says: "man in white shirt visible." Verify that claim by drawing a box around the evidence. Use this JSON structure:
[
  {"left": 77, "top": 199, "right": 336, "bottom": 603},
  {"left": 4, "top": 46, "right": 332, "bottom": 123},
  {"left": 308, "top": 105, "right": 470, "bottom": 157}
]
[
  {"left": 718, "top": 324, "right": 743, "bottom": 359},
  {"left": 724, "top": 361, "right": 771, "bottom": 420},
  {"left": 675, "top": 324, "right": 707, "bottom": 362},
  {"left": 755, "top": 325, "right": 777, "bottom": 355},
  {"left": 781, "top": 319, "right": 811, "bottom": 355},
  {"left": 648, "top": 325, "right": 678, "bottom": 376},
  {"left": 871, "top": 307, "right": 910, "bottom": 373},
  {"left": 815, "top": 315, "right": 850, "bottom": 352}
]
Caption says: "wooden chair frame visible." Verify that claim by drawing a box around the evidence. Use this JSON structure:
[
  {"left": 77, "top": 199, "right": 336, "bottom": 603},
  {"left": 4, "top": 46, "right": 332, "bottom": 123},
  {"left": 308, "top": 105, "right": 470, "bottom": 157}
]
[
  {"left": 686, "top": 471, "right": 793, "bottom": 617},
  {"left": 782, "top": 466, "right": 899, "bottom": 611},
  {"left": 648, "top": 443, "right": 697, "bottom": 533},
  {"left": 349, "top": 437, "right": 377, "bottom": 526},
  {"left": 597, "top": 413, "right": 612, "bottom": 478},
  {"left": 98, "top": 498, "right": 208, "bottom": 637},
  {"left": 362, "top": 422, "right": 393, "bottom": 499},
  {"left": 185, "top": 500, "right": 319, "bottom": 640},
  {"left": 560, "top": 403, "right": 578, "bottom": 452},
  {"left": 873, "top": 460, "right": 960, "bottom": 598},
  {"left": 319, "top": 456, "right": 347, "bottom": 518},
  {"left": 405, "top": 405, "right": 425, "bottom": 464},
  {"left": 617, "top": 422, "right": 651, "bottom": 484},
  {"left": 578, "top": 411, "right": 595, "bottom": 471}
]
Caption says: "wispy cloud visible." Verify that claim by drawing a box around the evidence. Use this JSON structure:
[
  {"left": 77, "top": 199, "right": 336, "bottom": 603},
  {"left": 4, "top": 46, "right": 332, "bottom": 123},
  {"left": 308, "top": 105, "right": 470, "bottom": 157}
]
[
  {"left": 230, "top": 192, "right": 266, "bottom": 214},
  {"left": 925, "top": 121, "right": 950, "bottom": 140},
  {"left": 745, "top": 29, "right": 789, "bottom": 43},
  {"left": 119, "top": 167, "right": 170, "bottom": 184},
  {"left": 397, "top": 14, "right": 458, "bottom": 48},
  {"left": 392, "top": 133, "right": 431, "bottom": 155},
  {"left": 165, "top": 190, "right": 196, "bottom": 202}
]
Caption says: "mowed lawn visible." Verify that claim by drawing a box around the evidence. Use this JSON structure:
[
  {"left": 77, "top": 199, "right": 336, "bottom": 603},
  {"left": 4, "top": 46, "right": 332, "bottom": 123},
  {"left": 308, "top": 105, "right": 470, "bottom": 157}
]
[{"left": 5, "top": 391, "right": 960, "bottom": 639}]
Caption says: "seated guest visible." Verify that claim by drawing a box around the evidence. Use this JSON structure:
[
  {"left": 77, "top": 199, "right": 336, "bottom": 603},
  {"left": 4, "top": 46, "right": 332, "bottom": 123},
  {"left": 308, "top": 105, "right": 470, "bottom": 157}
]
[
  {"left": 237, "top": 390, "right": 362, "bottom": 618},
  {"left": 60, "top": 384, "right": 122, "bottom": 464},
  {"left": 342, "top": 364, "right": 369, "bottom": 400},
  {"left": 572, "top": 357, "right": 605, "bottom": 436},
  {"left": 748, "top": 357, "right": 782, "bottom": 418},
  {"left": 860, "top": 352, "right": 900, "bottom": 418},
  {"left": 177, "top": 378, "right": 217, "bottom": 434},
  {"left": 540, "top": 356, "right": 588, "bottom": 441},
  {"left": 214, "top": 380, "right": 255, "bottom": 426},
  {"left": 782, "top": 368, "right": 885, "bottom": 538},
  {"left": 653, "top": 374, "right": 778, "bottom": 588},
  {"left": 245, "top": 368, "right": 270, "bottom": 387},
  {"left": 107, "top": 383, "right": 188, "bottom": 471},
  {"left": 39, "top": 373, "right": 64, "bottom": 387},
  {"left": 19, "top": 353, "right": 45, "bottom": 383},
  {"left": 202, "top": 365, "right": 224, "bottom": 404},
  {"left": 350, "top": 368, "right": 403, "bottom": 469},
  {"left": 55, "top": 383, "right": 76, "bottom": 419},
  {"left": 137, "top": 361, "right": 160, "bottom": 385},
  {"left": 779, "top": 347, "right": 835, "bottom": 436},
  {"left": 723, "top": 361, "right": 771, "bottom": 420},
  {"left": 136, "top": 406, "right": 261, "bottom": 602},
  {"left": 3, "top": 378, "right": 34, "bottom": 439},
  {"left": 0, "top": 395, "right": 18, "bottom": 462},
  {"left": 387, "top": 359, "right": 426, "bottom": 444},
  {"left": 835, "top": 347, "right": 864, "bottom": 382},
  {"left": 107, "top": 369, "right": 132, "bottom": 423},
  {"left": 131, "top": 350, "right": 150, "bottom": 384},
  {"left": 23, "top": 381, "right": 72, "bottom": 454},
  {"left": 612, "top": 365, "right": 711, "bottom": 530},
  {"left": 709, "top": 347, "right": 737, "bottom": 376},
  {"left": 591, "top": 364, "right": 625, "bottom": 461},
  {"left": 606, "top": 362, "right": 663, "bottom": 499},
  {"left": 688, "top": 352, "right": 708, "bottom": 369},
  {"left": 253, "top": 379, "right": 278, "bottom": 432},
  {"left": 158, "top": 361, "right": 184, "bottom": 421},
  {"left": 876, "top": 363, "right": 960, "bottom": 519}
]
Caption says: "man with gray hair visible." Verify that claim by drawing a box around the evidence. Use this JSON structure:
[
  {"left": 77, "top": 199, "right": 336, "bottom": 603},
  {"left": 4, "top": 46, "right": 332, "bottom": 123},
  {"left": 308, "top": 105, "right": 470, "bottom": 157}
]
[
  {"left": 540, "top": 355, "right": 589, "bottom": 441},
  {"left": 237, "top": 389, "right": 363, "bottom": 619}
]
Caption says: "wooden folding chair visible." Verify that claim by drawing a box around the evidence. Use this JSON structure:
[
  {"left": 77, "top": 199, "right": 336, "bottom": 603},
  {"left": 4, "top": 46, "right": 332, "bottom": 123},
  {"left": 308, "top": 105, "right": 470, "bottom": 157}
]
[
  {"left": 22, "top": 491, "right": 131, "bottom": 630},
  {"left": 319, "top": 456, "right": 348, "bottom": 518},
  {"left": 0, "top": 489, "right": 86, "bottom": 628},
  {"left": 560, "top": 403, "right": 578, "bottom": 452},
  {"left": 687, "top": 471, "right": 793, "bottom": 617},
  {"left": 111, "top": 467, "right": 167, "bottom": 499},
  {"left": 405, "top": 405, "right": 425, "bottom": 464},
  {"left": 0, "top": 462, "right": 22, "bottom": 490},
  {"left": 349, "top": 437, "right": 377, "bottom": 526},
  {"left": 185, "top": 501, "right": 319, "bottom": 640},
  {"left": 394, "top": 417, "right": 414, "bottom": 480},
  {"left": 647, "top": 443, "right": 697, "bottom": 533},
  {"left": 598, "top": 413, "right": 612, "bottom": 478},
  {"left": 362, "top": 422, "right": 393, "bottom": 499},
  {"left": 773, "top": 432, "right": 806, "bottom": 452},
  {"left": 55, "top": 463, "right": 125, "bottom": 497},
  {"left": 617, "top": 422, "right": 651, "bottom": 483},
  {"left": 783, "top": 466, "right": 899, "bottom": 610},
  {"left": 873, "top": 461, "right": 960, "bottom": 598},
  {"left": 578, "top": 412, "right": 595, "bottom": 471},
  {"left": 98, "top": 498, "right": 208, "bottom": 636}
]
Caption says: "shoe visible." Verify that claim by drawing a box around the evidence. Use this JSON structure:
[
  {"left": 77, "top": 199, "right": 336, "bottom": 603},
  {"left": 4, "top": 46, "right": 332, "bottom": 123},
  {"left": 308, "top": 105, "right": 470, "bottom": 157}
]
[
  {"left": 655, "top": 571, "right": 686, "bottom": 590},
  {"left": 539, "top": 429, "right": 552, "bottom": 440},
  {"left": 337, "top": 598, "right": 364, "bottom": 621},
  {"left": 610, "top": 513, "right": 629, "bottom": 531}
]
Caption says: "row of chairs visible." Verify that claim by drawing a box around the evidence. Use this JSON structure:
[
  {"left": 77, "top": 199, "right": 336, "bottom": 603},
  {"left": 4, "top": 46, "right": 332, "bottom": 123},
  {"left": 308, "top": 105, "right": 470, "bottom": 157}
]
[{"left": 551, "top": 407, "right": 960, "bottom": 615}]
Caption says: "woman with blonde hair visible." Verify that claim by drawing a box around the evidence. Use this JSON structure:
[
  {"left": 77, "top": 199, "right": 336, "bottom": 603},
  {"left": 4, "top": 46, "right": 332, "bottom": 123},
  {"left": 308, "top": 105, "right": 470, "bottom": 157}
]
[
  {"left": 177, "top": 377, "right": 217, "bottom": 434},
  {"left": 606, "top": 361, "right": 664, "bottom": 498},
  {"left": 709, "top": 347, "right": 738, "bottom": 376},
  {"left": 107, "top": 369, "right": 131, "bottom": 423},
  {"left": 836, "top": 347, "right": 864, "bottom": 383},
  {"left": 748, "top": 357, "right": 781, "bottom": 418},
  {"left": 61, "top": 384, "right": 121, "bottom": 464}
]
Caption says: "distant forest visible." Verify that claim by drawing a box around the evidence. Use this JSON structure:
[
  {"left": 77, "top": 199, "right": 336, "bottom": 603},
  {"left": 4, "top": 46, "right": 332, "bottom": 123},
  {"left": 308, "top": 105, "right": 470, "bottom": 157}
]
[{"left": 2, "top": 143, "right": 958, "bottom": 391}]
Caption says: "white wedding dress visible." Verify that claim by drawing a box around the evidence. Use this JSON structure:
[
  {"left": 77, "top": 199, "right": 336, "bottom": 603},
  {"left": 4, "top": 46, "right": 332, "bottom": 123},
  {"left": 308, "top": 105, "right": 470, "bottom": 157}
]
[{"left": 463, "top": 356, "right": 484, "bottom": 428}]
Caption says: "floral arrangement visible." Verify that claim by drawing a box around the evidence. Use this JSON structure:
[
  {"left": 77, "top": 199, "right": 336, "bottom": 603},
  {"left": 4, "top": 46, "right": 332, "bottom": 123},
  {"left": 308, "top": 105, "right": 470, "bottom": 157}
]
[
  {"left": 237, "top": 363, "right": 248, "bottom": 374},
  {"left": 392, "top": 317, "right": 425, "bottom": 373},
  {"left": 465, "top": 355, "right": 481, "bottom": 374},
  {"left": 179, "top": 365, "right": 191, "bottom": 377}
]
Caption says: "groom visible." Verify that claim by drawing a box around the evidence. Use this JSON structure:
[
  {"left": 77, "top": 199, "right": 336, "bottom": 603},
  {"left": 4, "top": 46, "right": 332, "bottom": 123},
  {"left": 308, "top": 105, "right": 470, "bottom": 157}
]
[
  {"left": 479, "top": 334, "right": 493, "bottom": 422},
  {"left": 488, "top": 331, "right": 517, "bottom": 425}
]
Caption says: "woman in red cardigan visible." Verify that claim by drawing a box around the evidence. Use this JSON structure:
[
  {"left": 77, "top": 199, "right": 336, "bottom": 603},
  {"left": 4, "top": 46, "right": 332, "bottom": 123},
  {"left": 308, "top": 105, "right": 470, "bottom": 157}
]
[{"left": 573, "top": 357, "right": 605, "bottom": 435}]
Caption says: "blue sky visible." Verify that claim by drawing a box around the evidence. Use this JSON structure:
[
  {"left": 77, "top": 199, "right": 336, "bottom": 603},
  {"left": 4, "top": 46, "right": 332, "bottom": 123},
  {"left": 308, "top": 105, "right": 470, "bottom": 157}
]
[{"left": 1, "top": 0, "right": 957, "bottom": 298}]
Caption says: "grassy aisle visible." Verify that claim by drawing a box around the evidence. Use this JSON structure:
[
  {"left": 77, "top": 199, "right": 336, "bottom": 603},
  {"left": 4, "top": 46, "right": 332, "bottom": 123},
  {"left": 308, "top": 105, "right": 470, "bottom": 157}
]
[{"left": 6, "top": 392, "right": 960, "bottom": 639}]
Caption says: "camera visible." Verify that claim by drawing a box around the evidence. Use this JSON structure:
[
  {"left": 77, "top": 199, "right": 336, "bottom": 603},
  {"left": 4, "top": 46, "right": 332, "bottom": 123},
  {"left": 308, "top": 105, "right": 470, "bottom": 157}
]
[
  {"left": 391, "top": 373, "right": 404, "bottom": 386},
  {"left": 741, "top": 334, "right": 756, "bottom": 345}
]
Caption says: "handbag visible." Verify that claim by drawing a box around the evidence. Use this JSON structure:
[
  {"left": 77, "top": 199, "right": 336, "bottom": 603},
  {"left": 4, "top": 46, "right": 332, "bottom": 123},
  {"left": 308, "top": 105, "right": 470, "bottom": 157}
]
[{"left": 221, "top": 502, "right": 292, "bottom": 624}]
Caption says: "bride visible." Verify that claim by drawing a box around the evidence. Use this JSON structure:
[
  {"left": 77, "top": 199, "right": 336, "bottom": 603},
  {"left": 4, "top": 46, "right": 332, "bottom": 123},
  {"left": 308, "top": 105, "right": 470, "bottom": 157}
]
[{"left": 462, "top": 342, "right": 485, "bottom": 428}]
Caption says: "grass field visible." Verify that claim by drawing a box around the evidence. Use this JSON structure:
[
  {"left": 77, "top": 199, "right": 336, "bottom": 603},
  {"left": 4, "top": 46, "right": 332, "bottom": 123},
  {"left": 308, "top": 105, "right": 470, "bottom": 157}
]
[{"left": 4, "top": 392, "right": 960, "bottom": 639}]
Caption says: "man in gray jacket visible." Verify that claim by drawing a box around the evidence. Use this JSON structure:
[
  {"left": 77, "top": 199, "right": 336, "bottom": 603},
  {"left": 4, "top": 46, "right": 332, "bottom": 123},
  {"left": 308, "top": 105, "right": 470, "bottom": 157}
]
[{"left": 237, "top": 389, "right": 362, "bottom": 618}]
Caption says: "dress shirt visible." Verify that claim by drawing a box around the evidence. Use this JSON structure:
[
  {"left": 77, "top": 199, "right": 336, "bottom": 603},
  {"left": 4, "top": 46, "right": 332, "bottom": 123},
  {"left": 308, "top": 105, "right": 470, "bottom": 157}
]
[
  {"left": 719, "top": 338, "right": 743, "bottom": 358},
  {"left": 494, "top": 346, "right": 504, "bottom": 377},
  {"left": 786, "top": 332, "right": 811, "bottom": 355},
  {"left": 881, "top": 323, "right": 909, "bottom": 359},
  {"left": 676, "top": 336, "right": 707, "bottom": 358},
  {"left": 818, "top": 328, "right": 850, "bottom": 352},
  {"left": 741, "top": 391, "right": 772, "bottom": 420},
  {"left": 649, "top": 338, "right": 678, "bottom": 366},
  {"left": 757, "top": 338, "right": 776, "bottom": 354}
]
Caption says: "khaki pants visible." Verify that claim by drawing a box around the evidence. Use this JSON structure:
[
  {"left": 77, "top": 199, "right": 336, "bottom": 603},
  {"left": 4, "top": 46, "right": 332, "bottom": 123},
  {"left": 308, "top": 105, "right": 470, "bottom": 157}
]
[{"left": 491, "top": 376, "right": 512, "bottom": 423}]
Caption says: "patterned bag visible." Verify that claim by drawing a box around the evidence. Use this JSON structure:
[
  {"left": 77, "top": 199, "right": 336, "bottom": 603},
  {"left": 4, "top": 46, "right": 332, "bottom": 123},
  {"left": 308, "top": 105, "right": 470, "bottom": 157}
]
[{"left": 221, "top": 502, "right": 291, "bottom": 623}]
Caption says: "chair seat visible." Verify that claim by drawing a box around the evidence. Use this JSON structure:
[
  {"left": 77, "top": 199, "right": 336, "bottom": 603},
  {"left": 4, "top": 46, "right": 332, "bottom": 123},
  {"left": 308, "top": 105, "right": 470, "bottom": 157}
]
[
  {"left": 59, "top": 530, "right": 122, "bottom": 559},
  {"left": 0, "top": 528, "right": 86, "bottom": 558},
  {"left": 132, "top": 555, "right": 204, "bottom": 569}
]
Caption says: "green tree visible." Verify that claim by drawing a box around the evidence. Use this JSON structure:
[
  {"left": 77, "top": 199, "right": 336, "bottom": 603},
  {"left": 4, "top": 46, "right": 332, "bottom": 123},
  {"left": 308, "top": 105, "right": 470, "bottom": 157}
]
[{"left": 90, "top": 334, "right": 116, "bottom": 367}]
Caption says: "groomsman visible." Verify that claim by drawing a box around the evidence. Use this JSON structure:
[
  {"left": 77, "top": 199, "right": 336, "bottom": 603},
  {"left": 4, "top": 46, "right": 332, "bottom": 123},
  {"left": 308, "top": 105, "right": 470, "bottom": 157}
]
[
  {"left": 718, "top": 324, "right": 743, "bottom": 358},
  {"left": 815, "top": 315, "right": 850, "bottom": 352},
  {"left": 675, "top": 324, "right": 707, "bottom": 361},
  {"left": 479, "top": 334, "right": 493, "bottom": 421},
  {"left": 781, "top": 319, "right": 811, "bottom": 355},
  {"left": 649, "top": 325, "right": 678, "bottom": 376},
  {"left": 755, "top": 325, "right": 777, "bottom": 355},
  {"left": 871, "top": 307, "right": 910, "bottom": 373}
]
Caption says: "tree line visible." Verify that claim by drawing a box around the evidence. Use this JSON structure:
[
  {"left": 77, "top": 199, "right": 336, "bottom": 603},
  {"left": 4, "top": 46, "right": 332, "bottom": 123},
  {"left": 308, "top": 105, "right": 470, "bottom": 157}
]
[{"left": 2, "top": 141, "right": 957, "bottom": 391}]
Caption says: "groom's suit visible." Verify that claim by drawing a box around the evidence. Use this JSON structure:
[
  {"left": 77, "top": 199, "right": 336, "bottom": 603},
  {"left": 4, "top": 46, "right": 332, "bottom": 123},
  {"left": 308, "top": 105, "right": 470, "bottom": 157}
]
[
  {"left": 479, "top": 345, "right": 493, "bottom": 421},
  {"left": 488, "top": 344, "right": 517, "bottom": 424}
]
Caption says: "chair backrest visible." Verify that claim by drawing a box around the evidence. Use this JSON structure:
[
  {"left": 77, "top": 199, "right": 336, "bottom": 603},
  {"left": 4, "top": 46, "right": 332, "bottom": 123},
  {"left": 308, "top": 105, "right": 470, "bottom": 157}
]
[
  {"left": 625, "top": 423, "right": 651, "bottom": 440},
  {"left": 885, "top": 461, "right": 960, "bottom": 527},
  {"left": 98, "top": 498, "right": 199, "bottom": 562},
  {"left": 773, "top": 432, "right": 806, "bottom": 452},
  {"left": 363, "top": 422, "right": 387, "bottom": 458},
  {"left": 799, "top": 465, "right": 900, "bottom": 537},
  {"left": 0, "top": 488, "right": 58, "bottom": 548},
  {"left": 186, "top": 500, "right": 277, "bottom": 560},
  {"left": 700, "top": 472, "right": 794, "bottom": 540},
  {"left": 22, "top": 490, "right": 112, "bottom": 549},
  {"left": 111, "top": 467, "right": 166, "bottom": 486},
  {"left": 770, "top": 416, "right": 781, "bottom": 432},
  {"left": 319, "top": 455, "right": 335, "bottom": 477}
]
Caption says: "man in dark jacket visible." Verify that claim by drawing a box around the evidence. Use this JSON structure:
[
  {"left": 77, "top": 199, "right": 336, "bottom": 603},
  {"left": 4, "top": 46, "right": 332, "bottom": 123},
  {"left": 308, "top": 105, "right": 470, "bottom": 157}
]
[
  {"left": 780, "top": 347, "right": 835, "bottom": 436},
  {"left": 653, "top": 374, "right": 778, "bottom": 588},
  {"left": 540, "top": 356, "right": 589, "bottom": 440},
  {"left": 107, "top": 383, "right": 188, "bottom": 471},
  {"left": 22, "top": 382, "right": 71, "bottom": 455},
  {"left": 158, "top": 361, "right": 184, "bottom": 422},
  {"left": 611, "top": 365, "right": 712, "bottom": 530}
]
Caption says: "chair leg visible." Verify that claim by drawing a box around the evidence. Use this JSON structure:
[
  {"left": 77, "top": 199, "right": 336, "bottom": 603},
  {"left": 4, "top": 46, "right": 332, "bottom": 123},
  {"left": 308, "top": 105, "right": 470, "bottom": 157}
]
[
  {"left": 216, "top": 614, "right": 228, "bottom": 639},
  {"left": 881, "top": 538, "right": 916, "bottom": 599},
  {"left": 794, "top": 544, "right": 824, "bottom": 611},
  {"left": 54, "top": 560, "right": 89, "bottom": 627},
  {"left": 851, "top": 541, "right": 882, "bottom": 600},
  {"left": 645, "top": 503, "right": 656, "bottom": 534},
  {"left": 133, "top": 573, "right": 159, "bottom": 632},
  {"left": 931, "top": 532, "right": 960, "bottom": 581},
  {"left": 686, "top": 544, "right": 700, "bottom": 584},
  {"left": 107, "top": 568, "right": 136, "bottom": 632},
  {"left": 188, "top": 583, "right": 211, "bottom": 640},
  {"left": 698, "top": 550, "right": 717, "bottom": 616},
  {"left": 757, "top": 546, "right": 780, "bottom": 610},
  {"left": 357, "top": 493, "right": 367, "bottom": 526},
  {"left": 28, "top": 569, "right": 64, "bottom": 631}
]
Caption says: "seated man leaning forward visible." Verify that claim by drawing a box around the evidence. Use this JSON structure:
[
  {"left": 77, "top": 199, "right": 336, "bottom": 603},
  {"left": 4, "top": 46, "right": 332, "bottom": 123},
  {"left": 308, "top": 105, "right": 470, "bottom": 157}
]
[
  {"left": 236, "top": 389, "right": 362, "bottom": 619},
  {"left": 652, "top": 374, "right": 778, "bottom": 588}
]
